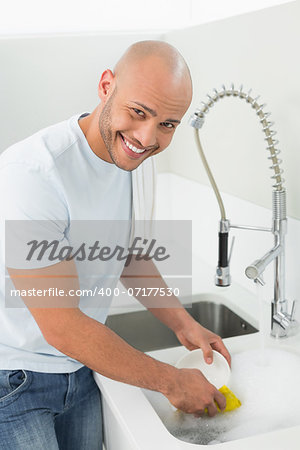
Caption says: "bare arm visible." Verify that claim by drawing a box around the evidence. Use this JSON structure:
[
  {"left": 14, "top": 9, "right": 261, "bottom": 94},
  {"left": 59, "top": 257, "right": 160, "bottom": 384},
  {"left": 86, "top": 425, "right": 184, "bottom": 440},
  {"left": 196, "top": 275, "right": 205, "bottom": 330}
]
[
  {"left": 8, "top": 261, "right": 172, "bottom": 389},
  {"left": 121, "top": 258, "right": 231, "bottom": 366},
  {"left": 121, "top": 257, "right": 192, "bottom": 331},
  {"left": 7, "top": 260, "right": 226, "bottom": 416}
]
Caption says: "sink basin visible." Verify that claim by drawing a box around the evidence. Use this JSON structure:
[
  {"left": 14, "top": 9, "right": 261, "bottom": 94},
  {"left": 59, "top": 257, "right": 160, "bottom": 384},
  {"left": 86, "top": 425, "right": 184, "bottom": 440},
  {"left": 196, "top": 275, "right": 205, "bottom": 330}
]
[
  {"left": 105, "top": 296, "right": 258, "bottom": 352},
  {"left": 94, "top": 333, "right": 300, "bottom": 450}
]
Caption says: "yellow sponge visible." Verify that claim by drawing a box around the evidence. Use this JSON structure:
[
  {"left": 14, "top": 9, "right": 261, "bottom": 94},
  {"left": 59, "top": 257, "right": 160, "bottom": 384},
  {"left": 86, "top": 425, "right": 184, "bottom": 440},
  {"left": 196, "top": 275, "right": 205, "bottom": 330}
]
[
  {"left": 174, "top": 385, "right": 241, "bottom": 416},
  {"left": 216, "top": 385, "right": 241, "bottom": 412}
]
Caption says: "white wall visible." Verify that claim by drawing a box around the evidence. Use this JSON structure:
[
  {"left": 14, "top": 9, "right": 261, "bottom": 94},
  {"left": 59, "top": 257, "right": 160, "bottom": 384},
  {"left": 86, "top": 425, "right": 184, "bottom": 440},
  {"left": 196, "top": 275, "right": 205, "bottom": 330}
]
[
  {"left": 0, "top": 0, "right": 292, "bottom": 35},
  {"left": 0, "top": 1, "right": 299, "bottom": 220},
  {"left": 0, "top": 32, "right": 163, "bottom": 151},
  {"left": 158, "top": 1, "right": 300, "bottom": 219}
]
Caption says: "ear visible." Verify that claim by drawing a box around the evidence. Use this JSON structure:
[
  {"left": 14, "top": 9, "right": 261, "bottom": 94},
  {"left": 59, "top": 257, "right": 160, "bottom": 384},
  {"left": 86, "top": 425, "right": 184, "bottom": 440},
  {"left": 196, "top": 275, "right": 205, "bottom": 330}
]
[{"left": 98, "top": 69, "right": 115, "bottom": 102}]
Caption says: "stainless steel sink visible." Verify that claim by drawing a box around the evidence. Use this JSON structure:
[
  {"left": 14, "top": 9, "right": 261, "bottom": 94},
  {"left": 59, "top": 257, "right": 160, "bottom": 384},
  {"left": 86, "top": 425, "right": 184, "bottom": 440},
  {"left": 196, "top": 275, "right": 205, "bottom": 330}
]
[{"left": 105, "top": 297, "right": 258, "bottom": 352}]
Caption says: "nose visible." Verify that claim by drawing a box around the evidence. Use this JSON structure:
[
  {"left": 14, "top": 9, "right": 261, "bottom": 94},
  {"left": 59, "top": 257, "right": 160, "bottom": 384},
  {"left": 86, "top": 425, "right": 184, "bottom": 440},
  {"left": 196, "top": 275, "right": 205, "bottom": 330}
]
[{"left": 132, "top": 121, "right": 157, "bottom": 149}]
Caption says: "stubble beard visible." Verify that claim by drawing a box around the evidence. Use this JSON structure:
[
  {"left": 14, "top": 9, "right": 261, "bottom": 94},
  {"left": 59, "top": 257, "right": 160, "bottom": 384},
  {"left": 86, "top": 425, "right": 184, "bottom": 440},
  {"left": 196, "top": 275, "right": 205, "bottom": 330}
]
[
  {"left": 98, "top": 89, "right": 151, "bottom": 172},
  {"left": 98, "top": 91, "right": 120, "bottom": 167}
]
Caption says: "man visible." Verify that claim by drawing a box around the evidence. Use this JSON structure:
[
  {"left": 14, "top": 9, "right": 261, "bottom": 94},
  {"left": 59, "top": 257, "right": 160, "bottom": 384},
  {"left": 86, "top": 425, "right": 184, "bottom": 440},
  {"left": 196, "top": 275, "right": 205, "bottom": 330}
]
[{"left": 0, "top": 40, "right": 231, "bottom": 449}]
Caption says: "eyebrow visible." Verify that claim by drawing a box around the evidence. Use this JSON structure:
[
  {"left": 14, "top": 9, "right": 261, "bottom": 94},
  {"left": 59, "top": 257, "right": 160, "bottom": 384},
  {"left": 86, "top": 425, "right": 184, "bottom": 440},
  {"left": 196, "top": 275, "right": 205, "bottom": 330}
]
[{"left": 132, "top": 101, "right": 181, "bottom": 124}]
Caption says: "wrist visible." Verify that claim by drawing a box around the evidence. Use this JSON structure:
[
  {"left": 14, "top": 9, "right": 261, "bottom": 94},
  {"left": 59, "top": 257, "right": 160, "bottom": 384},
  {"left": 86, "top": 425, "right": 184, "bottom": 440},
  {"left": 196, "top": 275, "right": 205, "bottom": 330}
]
[{"left": 158, "top": 363, "right": 179, "bottom": 396}]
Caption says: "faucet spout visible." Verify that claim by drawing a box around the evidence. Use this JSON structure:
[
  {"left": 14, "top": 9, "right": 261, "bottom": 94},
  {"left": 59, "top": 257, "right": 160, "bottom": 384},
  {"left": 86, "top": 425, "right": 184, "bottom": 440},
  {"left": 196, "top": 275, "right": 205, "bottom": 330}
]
[{"left": 245, "top": 244, "right": 282, "bottom": 282}]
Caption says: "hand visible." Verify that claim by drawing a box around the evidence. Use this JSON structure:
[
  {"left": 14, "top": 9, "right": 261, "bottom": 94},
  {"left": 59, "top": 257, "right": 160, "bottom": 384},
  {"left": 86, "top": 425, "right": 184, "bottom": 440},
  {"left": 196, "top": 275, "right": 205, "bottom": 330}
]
[
  {"left": 165, "top": 367, "right": 226, "bottom": 417},
  {"left": 174, "top": 317, "right": 231, "bottom": 367}
]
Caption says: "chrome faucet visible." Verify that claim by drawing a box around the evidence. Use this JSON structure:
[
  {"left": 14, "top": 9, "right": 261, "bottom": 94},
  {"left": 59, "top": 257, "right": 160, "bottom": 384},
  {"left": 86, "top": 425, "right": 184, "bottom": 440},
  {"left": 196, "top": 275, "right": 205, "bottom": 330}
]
[{"left": 189, "top": 84, "right": 298, "bottom": 338}]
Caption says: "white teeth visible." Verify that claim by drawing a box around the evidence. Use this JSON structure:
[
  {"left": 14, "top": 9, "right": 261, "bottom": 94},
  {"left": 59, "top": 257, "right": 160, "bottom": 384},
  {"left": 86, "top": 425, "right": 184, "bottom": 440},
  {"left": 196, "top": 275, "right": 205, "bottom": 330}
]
[{"left": 123, "top": 137, "right": 146, "bottom": 154}]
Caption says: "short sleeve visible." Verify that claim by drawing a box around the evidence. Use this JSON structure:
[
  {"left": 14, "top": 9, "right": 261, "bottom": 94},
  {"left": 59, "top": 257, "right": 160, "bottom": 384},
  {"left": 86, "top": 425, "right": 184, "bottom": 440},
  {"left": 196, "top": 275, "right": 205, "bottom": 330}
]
[{"left": 0, "top": 163, "right": 70, "bottom": 269}]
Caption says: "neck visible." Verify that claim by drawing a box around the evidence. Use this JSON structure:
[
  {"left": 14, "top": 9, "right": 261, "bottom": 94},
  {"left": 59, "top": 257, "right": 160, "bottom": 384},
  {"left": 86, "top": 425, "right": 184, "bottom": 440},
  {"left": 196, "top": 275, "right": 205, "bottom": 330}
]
[{"left": 78, "top": 107, "right": 113, "bottom": 163}]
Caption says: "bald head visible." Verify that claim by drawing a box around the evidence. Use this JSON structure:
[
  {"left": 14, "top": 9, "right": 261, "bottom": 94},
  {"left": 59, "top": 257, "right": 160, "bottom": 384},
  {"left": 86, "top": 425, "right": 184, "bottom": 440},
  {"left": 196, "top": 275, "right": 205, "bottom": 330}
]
[
  {"left": 114, "top": 40, "right": 192, "bottom": 98},
  {"left": 94, "top": 40, "right": 193, "bottom": 171}
]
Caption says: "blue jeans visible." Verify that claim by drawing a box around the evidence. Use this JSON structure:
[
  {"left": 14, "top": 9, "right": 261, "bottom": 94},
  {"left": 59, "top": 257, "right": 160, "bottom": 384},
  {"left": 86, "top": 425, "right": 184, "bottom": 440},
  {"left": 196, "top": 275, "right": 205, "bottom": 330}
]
[{"left": 0, "top": 366, "right": 103, "bottom": 449}]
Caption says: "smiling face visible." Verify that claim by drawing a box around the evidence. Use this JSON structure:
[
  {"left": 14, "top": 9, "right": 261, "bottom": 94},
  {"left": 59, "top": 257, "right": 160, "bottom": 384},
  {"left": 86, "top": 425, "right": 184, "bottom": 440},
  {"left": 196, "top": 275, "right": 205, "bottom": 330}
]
[{"left": 97, "top": 55, "right": 192, "bottom": 171}]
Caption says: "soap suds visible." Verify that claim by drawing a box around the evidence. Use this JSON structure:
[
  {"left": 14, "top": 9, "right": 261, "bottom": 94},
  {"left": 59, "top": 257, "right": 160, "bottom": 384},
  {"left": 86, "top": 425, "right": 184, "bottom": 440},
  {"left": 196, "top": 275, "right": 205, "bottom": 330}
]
[{"left": 143, "top": 348, "right": 300, "bottom": 445}]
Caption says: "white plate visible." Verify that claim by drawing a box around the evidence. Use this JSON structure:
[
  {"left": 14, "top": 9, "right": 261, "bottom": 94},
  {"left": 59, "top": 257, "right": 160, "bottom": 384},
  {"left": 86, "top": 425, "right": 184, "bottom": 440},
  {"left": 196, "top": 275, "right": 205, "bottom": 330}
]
[{"left": 175, "top": 349, "right": 231, "bottom": 389}]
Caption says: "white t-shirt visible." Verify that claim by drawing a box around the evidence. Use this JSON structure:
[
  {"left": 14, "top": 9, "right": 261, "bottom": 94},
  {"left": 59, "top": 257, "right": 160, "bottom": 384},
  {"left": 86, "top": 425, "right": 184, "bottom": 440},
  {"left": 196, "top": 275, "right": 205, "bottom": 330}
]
[{"left": 0, "top": 113, "right": 132, "bottom": 372}]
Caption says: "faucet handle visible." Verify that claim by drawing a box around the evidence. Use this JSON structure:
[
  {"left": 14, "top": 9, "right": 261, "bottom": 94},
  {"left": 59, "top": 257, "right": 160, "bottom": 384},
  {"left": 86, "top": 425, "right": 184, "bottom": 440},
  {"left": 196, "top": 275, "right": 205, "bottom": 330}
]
[
  {"left": 254, "top": 275, "right": 266, "bottom": 287},
  {"left": 290, "top": 300, "right": 297, "bottom": 321},
  {"left": 271, "top": 299, "right": 299, "bottom": 338}
]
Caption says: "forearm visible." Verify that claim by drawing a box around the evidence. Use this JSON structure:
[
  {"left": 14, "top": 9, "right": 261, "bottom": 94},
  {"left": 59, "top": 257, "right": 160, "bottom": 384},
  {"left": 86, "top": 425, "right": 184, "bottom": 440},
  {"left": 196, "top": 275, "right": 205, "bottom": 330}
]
[
  {"left": 48, "top": 309, "right": 176, "bottom": 394},
  {"left": 121, "top": 258, "right": 194, "bottom": 333},
  {"left": 147, "top": 302, "right": 194, "bottom": 333},
  {"left": 7, "top": 260, "right": 183, "bottom": 395}
]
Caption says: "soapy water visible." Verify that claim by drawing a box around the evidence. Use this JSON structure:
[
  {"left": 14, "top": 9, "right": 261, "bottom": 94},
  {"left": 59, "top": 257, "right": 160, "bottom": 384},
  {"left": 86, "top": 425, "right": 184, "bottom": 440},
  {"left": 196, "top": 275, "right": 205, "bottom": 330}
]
[{"left": 143, "top": 348, "right": 300, "bottom": 445}]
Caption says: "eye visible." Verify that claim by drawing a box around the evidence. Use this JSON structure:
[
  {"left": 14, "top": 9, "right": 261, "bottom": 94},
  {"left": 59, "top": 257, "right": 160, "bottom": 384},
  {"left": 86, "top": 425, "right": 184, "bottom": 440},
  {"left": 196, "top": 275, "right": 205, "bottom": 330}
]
[
  {"left": 133, "top": 108, "right": 145, "bottom": 117},
  {"left": 161, "top": 122, "right": 175, "bottom": 129}
]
